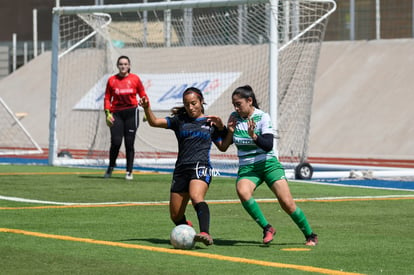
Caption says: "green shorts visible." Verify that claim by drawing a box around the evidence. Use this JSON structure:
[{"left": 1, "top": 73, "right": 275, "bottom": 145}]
[{"left": 237, "top": 157, "right": 286, "bottom": 188}]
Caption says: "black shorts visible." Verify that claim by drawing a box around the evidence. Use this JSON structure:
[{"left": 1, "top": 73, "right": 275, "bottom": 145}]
[{"left": 171, "top": 163, "right": 213, "bottom": 193}]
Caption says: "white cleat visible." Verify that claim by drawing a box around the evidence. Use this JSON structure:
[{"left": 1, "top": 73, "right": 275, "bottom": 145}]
[{"left": 125, "top": 172, "right": 133, "bottom": 180}]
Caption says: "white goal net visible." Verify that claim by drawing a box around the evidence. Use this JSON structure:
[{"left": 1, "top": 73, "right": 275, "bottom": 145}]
[
  {"left": 0, "top": 97, "right": 43, "bottom": 156},
  {"left": 49, "top": 0, "right": 336, "bottom": 176}
]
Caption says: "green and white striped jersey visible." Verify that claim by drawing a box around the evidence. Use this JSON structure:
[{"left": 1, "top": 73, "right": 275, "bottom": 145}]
[{"left": 231, "top": 108, "right": 275, "bottom": 166}]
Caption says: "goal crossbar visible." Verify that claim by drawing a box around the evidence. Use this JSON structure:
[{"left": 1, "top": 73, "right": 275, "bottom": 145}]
[{"left": 53, "top": 0, "right": 270, "bottom": 15}]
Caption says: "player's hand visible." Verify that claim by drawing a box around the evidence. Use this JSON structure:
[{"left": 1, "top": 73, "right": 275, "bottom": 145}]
[
  {"left": 247, "top": 118, "right": 256, "bottom": 138},
  {"left": 206, "top": 115, "right": 224, "bottom": 130},
  {"left": 105, "top": 109, "right": 114, "bottom": 127},
  {"left": 227, "top": 115, "right": 237, "bottom": 133},
  {"left": 139, "top": 96, "right": 150, "bottom": 109}
]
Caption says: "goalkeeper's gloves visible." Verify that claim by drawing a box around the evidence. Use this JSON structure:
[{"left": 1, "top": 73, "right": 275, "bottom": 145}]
[{"left": 105, "top": 109, "right": 114, "bottom": 127}]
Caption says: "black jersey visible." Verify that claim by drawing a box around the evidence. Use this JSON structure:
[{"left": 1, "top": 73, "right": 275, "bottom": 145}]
[{"left": 166, "top": 114, "right": 222, "bottom": 167}]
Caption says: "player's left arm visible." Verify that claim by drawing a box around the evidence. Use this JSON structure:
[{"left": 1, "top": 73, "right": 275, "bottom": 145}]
[{"left": 250, "top": 114, "right": 273, "bottom": 152}]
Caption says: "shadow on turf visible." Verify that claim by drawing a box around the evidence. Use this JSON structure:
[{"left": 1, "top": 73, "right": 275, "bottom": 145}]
[
  {"left": 116, "top": 237, "right": 301, "bottom": 247},
  {"left": 78, "top": 175, "right": 136, "bottom": 182},
  {"left": 78, "top": 175, "right": 117, "bottom": 179}
]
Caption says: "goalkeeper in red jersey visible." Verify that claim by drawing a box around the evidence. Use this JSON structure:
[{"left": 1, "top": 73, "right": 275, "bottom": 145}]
[{"left": 103, "top": 55, "right": 148, "bottom": 180}]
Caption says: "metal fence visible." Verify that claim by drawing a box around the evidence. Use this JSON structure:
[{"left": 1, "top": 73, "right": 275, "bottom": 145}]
[{"left": 325, "top": 0, "right": 414, "bottom": 41}]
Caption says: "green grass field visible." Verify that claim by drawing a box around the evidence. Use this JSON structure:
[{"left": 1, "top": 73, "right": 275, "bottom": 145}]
[{"left": 0, "top": 165, "right": 413, "bottom": 274}]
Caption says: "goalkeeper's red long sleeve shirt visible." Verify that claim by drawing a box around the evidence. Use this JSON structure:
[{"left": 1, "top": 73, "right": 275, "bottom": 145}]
[{"left": 104, "top": 73, "right": 147, "bottom": 112}]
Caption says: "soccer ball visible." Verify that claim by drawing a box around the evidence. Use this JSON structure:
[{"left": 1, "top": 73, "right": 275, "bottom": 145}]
[{"left": 170, "top": 224, "right": 196, "bottom": 250}]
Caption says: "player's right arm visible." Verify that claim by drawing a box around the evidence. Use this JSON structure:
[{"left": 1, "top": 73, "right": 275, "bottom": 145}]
[
  {"left": 103, "top": 77, "right": 113, "bottom": 111},
  {"left": 140, "top": 96, "right": 168, "bottom": 128}
]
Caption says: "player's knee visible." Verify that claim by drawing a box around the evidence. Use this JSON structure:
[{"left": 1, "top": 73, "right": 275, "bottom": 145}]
[
  {"left": 236, "top": 188, "right": 252, "bottom": 202},
  {"left": 111, "top": 137, "right": 123, "bottom": 147}
]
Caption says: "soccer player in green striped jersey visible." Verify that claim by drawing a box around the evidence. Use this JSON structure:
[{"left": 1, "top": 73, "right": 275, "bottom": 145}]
[{"left": 219, "top": 85, "right": 318, "bottom": 246}]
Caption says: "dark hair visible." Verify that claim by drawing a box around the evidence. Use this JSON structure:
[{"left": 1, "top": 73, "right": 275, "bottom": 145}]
[
  {"left": 182, "top": 87, "right": 204, "bottom": 101},
  {"left": 232, "top": 85, "right": 260, "bottom": 108},
  {"left": 117, "top": 55, "right": 131, "bottom": 73},
  {"left": 171, "top": 87, "right": 205, "bottom": 115}
]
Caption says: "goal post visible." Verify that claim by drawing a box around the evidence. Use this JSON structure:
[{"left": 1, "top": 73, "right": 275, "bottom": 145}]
[{"left": 49, "top": 0, "right": 336, "bottom": 178}]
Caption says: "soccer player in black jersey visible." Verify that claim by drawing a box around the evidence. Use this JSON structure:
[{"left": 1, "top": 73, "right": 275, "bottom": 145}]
[{"left": 140, "top": 87, "right": 227, "bottom": 246}]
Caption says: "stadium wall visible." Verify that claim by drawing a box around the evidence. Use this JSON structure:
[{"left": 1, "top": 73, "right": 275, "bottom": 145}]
[
  {"left": 310, "top": 39, "right": 414, "bottom": 160},
  {"left": 0, "top": 39, "right": 413, "bottom": 163}
]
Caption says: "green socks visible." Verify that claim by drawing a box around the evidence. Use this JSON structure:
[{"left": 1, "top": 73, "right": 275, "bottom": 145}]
[
  {"left": 290, "top": 207, "right": 313, "bottom": 236},
  {"left": 242, "top": 198, "right": 313, "bottom": 237},
  {"left": 242, "top": 198, "right": 268, "bottom": 228}
]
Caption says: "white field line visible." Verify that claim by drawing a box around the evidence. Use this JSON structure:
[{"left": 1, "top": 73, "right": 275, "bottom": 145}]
[
  {"left": 0, "top": 194, "right": 413, "bottom": 206},
  {"left": 300, "top": 179, "right": 414, "bottom": 191},
  {"left": 0, "top": 195, "right": 169, "bottom": 205}
]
